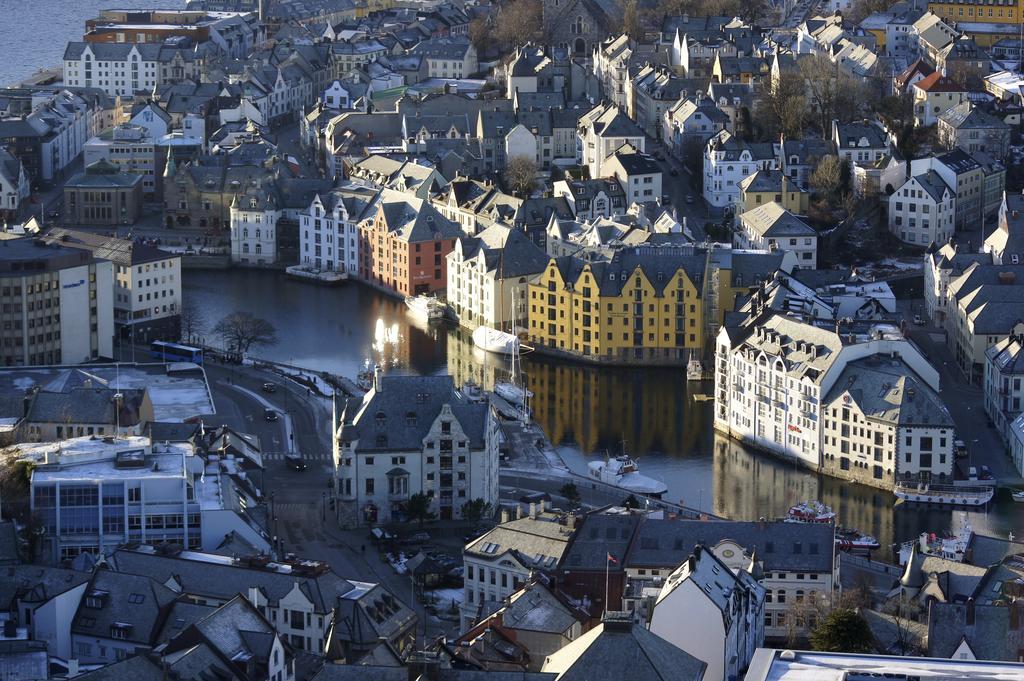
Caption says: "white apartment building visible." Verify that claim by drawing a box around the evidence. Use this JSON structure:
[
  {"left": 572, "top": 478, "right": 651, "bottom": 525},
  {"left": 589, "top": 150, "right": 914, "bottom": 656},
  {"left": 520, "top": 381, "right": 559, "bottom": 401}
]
[
  {"left": 831, "top": 120, "right": 893, "bottom": 170},
  {"left": 601, "top": 144, "right": 663, "bottom": 206},
  {"left": 0, "top": 149, "right": 30, "bottom": 220},
  {"left": 714, "top": 314, "right": 941, "bottom": 471},
  {"left": 0, "top": 238, "right": 114, "bottom": 366},
  {"left": 888, "top": 170, "right": 955, "bottom": 246},
  {"left": 821, "top": 357, "right": 955, "bottom": 489},
  {"left": 298, "top": 186, "right": 374, "bottom": 275},
  {"left": 333, "top": 373, "right": 499, "bottom": 527},
  {"left": 735, "top": 202, "right": 818, "bottom": 269},
  {"left": 409, "top": 38, "right": 478, "bottom": 79},
  {"left": 703, "top": 130, "right": 778, "bottom": 209},
  {"left": 984, "top": 322, "right": 1024, "bottom": 463},
  {"left": 26, "top": 436, "right": 269, "bottom": 564},
  {"left": 460, "top": 504, "right": 572, "bottom": 631},
  {"left": 230, "top": 188, "right": 280, "bottom": 267},
  {"left": 62, "top": 42, "right": 204, "bottom": 98},
  {"left": 446, "top": 223, "right": 549, "bottom": 331},
  {"left": 0, "top": 90, "right": 93, "bottom": 185},
  {"left": 40, "top": 229, "right": 181, "bottom": 342},
  {"left": 577, "top": 103, "right": 646, "bottom": 179},
  {"left": 650, "top": 544, "right": 765, "bottom": 681}
]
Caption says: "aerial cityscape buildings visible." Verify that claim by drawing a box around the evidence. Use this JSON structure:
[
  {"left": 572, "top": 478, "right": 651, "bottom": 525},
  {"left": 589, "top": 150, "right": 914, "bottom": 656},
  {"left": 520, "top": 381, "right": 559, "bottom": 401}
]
[{"left": 1, "top": 0, "right": 1024, "bottom": 679}]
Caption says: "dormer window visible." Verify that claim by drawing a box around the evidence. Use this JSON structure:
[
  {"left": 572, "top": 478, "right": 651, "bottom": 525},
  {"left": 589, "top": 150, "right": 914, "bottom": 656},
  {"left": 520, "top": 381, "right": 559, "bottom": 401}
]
[
  {"left": 110, "top": 622, "right": 132, "bottom": 639},
  {"left": 375, "top": 412, "right": 386, "bottom": 427},
  {"left": 250, "top": 198, "right": 258, "bottom": 208}
]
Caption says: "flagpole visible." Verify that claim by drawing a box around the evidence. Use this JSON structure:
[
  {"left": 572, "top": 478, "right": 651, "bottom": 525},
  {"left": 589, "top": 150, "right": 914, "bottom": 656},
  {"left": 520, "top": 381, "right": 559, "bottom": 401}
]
[{"left": 604, "top": 556, "right": 609, "bottom": 616}]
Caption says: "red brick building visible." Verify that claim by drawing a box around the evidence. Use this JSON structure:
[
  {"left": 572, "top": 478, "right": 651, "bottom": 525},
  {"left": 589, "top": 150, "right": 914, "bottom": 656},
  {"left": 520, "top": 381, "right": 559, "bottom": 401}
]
[{"left": 359, "top": 188, "right": 463, "bottom": 296}]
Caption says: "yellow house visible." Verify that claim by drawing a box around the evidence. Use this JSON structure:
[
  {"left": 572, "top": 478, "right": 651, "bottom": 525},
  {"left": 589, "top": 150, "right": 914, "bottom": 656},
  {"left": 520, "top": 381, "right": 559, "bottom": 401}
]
[
  {"left": 527, "top": 250, "right": 705, "bottom": 364},
  {"left": 738, "top": 170, "right": 810, "bottom": 216},
  {"left": 928, "top": 0, "right": 1022, "bottom": 25}
]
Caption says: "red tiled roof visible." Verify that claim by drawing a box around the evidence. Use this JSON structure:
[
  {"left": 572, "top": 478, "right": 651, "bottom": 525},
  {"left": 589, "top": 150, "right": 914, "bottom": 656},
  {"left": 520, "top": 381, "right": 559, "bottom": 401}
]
[{"left": 914, "top": 71, "right": 966, "bottom": 93}]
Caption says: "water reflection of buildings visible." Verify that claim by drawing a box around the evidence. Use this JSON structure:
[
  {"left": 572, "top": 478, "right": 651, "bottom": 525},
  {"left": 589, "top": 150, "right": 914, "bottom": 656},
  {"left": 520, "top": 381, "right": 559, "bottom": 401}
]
[
  {"left": 711, "top": 433, "right": 968, "bottom": 556},
  {"left": 446, "top": 328, "right": 512, "bottom": 391},
  {"left": 524, "top": 357, "right": 704, "bottom": 457}
]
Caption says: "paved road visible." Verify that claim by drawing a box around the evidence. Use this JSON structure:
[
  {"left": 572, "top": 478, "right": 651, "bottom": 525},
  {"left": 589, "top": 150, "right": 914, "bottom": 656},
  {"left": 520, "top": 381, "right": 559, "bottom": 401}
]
[{"left": 892, "top": 301, "right": 1020, "bottom": 483}]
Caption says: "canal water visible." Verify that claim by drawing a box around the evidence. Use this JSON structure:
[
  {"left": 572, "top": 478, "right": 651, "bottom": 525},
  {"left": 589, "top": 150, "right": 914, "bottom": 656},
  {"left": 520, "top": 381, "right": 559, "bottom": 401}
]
[{"left": 186, "top": 269, "right": 1024, "bottom": 555}]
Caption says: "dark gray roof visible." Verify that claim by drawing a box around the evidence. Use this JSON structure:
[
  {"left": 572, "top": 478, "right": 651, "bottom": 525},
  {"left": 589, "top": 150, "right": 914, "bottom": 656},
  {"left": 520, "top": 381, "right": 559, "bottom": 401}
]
[
  {"left": 0, "top": 564, "right": 90, "bottom": 609},
  {"left": 455, "top": 224, "right": 549, "bottom": 279},
  {"left": 311, "top": 666, "right": 553, "bottom": 681},
  {"left": 561, "top": 512, "right": 641, "bottom": 571},
  {"left": 71, "top": 568, "right": 180, "bottom": 647},
  {"left": 966, "top": 532, "right": 1024, "bottom": 567},
  {"left": 72, "top": 656, "right": 164, "bottom": 681},
  {"left": 111, "top": 548, "right": 358, "bottom": 613},
  {"left": 625, "top": 519, "right": 834, "bottom": 572},
  {"left": 939, "top": 101, "right": 1010, "bottom": 130},
  {"left": 339, "top": 375, "right": 489, "bottom": 451},
  {"left": 927, "top": 602, "right": 1020, "bottom": 660},
  {"left": 834, "top": 121, "right": 889, "bottom": 149},
  {"left": 546, "top": 616, "right": 706, "bottom": 681},
  {"left": 913, "top": 168, "right": 950, "bottom": 202},
  {"left": 26, "top": 386, "right": 145, "bottom": 427},
  {"left": 824, "top": 357, "right": 953, "bottom": 427}
]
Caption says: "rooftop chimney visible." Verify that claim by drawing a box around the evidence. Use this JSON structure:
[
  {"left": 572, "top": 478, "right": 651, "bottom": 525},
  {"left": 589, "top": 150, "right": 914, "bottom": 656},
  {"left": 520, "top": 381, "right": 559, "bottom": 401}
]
[{"left": 373, "top": 366, "right": 383, "bottom": 392}]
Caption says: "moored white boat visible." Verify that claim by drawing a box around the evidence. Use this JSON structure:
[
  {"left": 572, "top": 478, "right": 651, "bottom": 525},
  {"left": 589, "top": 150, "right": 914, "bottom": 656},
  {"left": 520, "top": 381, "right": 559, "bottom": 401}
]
[
  {"left": 835, "top": 527, "right": 880, "bottom": 552},
  {"left": 472, "top": 325, "right": 519, "bottom": 354},
  {"left": 285, "top": 264, "right": 347, "bottom": 285},
  {"left": 785, "top": 500, "right": 836, "bottom": 523},
  {"left": 894, "top": 482, "right": 994, "bottom": 506},
  {"left": 588, "top": 454, "right": 668, "bottom": 497},
  {"left": 494, "top": 381, "right": 533, "bottom": 406},
  {"left": 405, "top": 295, "right": 445, "bottom": 321},
  {"left": 897, "top": 513, "right": 973, "bottom": 564},
  {"left": 1013, "top": 490, "right": 1024, "bottom": 503},
  {"left": 686, "top": 353, "right": 703, "bottom": 381}
]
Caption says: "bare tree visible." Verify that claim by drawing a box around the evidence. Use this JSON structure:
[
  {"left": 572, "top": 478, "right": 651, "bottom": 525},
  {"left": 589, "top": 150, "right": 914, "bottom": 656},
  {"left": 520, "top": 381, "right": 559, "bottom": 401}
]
[
  {"left": 762, "top": 72, "right": 809, "bottom": 140},
  {"left": 623, "top": 0, "right": 644, "bottom": 41},
  {"left": 504, "top": 155, "right": 538, "bottom": 196},
  {"left": 212, "top": 312, "right": 278, "bottom": 355},
  {"left": 179, "top": 297, "right": 207, "bottom": 343},
  {"left": 847, "top": 0, "right": 894, "bottom": 23},
  {"left": 798, "top": 55, "right": 870, "bottom": 137},
  {"left": 810, "top": 155, "right": 844, "bottom": 197},
  {"left": 882, "top": 594, "right": 924, "bottom": 656},
  {"left": 493, "top": 0, "right": 542, "bottom": 52},
  {"left": 468, "top": 17, "right": 492, "bottom": 55}
]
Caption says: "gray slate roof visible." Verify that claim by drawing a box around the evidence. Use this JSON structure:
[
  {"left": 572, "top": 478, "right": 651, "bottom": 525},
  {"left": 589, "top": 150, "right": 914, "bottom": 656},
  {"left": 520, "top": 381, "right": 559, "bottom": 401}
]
[
  {"left": 625, "top": 519, "right": 834, "bottom": 572},
  {"left": 927, "top": 602, "right": 1021, "bottom": 660},
  {"left": 543, "top": 616, "right": 706, "bottom": 681},
  {"left": 455, "top": 223, "right": 549, "bottom": 279},
  {"left": 824, "top": 357, "right": 953, "bottom": 427},
  {"left": 339, "top": 374, "right": 489, "bottom": 452}
]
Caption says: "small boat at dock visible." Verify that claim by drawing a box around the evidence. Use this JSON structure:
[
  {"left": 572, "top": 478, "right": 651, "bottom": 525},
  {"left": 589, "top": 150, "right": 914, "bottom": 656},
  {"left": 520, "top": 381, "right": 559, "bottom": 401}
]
[
  {"left": 472, "top": 326, "right": 519, "bottom": 355},
  {"left": 286, "top": 264, "right": 347, "bottom": 285}
]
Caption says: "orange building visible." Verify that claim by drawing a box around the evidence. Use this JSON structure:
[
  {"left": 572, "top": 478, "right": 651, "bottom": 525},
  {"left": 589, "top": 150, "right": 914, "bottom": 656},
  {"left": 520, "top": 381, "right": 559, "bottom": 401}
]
[{"left": 358, "top": 188, "right": 463, "bottom": 296}]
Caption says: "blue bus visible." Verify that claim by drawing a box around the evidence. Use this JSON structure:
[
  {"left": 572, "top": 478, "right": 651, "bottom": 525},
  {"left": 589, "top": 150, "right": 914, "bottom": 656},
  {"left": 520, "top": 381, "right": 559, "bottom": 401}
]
[{"left": 150, "top": 341, "right": 204, "bottom": 364}]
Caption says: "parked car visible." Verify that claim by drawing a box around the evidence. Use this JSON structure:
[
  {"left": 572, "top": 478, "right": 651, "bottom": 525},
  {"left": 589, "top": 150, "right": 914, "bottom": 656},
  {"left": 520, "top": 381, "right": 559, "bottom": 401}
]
[
  {"left": 980, "top": 465, "right": 994, "bottom": 480},
  {"left": 402, "top": 531, "right": 431, "bottom": 545},
  {"left": 463, "top": 525, "right": 492, "bottom": 543},
  {"left": 685, "top": 195, "right": 695, "bottom": 205},
  {"left": 264, "top": 408, "right": 279, "bottom": 421},
  {"left": 913, "top": 314, "right": 925, "bottom": 325},
  {"left": 262, "top": 382, "right": 277, "bottom": 393},
  {"left": 954, "top": 440, "right": 968, "bottom": 458},
  {"left": 284, "top": 455, "right": 307, "bottom": 471}
]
